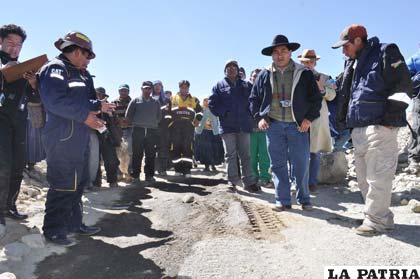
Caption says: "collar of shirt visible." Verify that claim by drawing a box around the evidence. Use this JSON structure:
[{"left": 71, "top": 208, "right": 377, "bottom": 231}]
[{"left": 272, "top": 59, "right": 295, "bottom": 74}]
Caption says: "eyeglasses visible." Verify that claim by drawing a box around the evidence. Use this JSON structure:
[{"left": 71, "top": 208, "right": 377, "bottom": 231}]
[{"left": 80, "top": 49, "right": 92, "bottom": 59}]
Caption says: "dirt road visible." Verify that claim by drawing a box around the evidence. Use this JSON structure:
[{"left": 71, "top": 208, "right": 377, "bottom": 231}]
[{"left": 31, "top": 167, "right": 420, "bottom": 279}]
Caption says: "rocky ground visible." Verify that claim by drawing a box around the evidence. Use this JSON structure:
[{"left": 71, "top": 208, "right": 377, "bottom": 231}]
[{"left": 0, "top": 127, "right": 419, "bottom": 279}]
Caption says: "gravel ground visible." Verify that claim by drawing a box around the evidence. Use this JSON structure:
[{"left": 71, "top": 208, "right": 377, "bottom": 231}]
[{"left": 1, "top": 152, "right": 419, "bottom": 279}]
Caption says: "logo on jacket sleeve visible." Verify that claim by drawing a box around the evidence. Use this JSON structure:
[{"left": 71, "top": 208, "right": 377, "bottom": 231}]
[{"left": 50, "top": 68, "right": 64, "bottom": 80}]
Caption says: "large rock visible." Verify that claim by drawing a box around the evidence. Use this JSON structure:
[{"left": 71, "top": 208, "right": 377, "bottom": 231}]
[
  {"left": 0, "top": 273, "right": 16, "bottom": 279},
  {"left": 21, "top": 234, "right": 45, "bottom": 248},
  {"left": 408, "top": 199, "right": 420, "bottom": 213},
  {"left": 3, "top": 242, "right": 31, "bottom": 261},
  {"left": 182, "top": 194, "right": 195, "bottom": 203},
  {"left": 318, "top": 151, "right": 348, "bottom": 184},
  {"left": 24, "top": 187, "right": 41, "bottom": 198}
]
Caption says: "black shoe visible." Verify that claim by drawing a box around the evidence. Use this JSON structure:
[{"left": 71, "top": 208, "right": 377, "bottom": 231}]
[
  {"left": 45, "top": 235, "right": 75, "bottom": 247},
  {"left": 308, "top": 184, "right": 318, "bottom": 193},
  {"left": 211, "top": 165, "right": 217, "bottom": 172},
  {"left": 6, "top": 209, "right": 28, "bottom": 220},
  {"left": 272, "top": 204, "right": 292, "bottom": 212},
  {"left": 244, "top": 184, "right": 261, "bottom": 193},
  {"left": 77, "top": 224, "right": 101, "bottom": 236},
  {"left": 145, "top": 176, "right": 156, "bottom": 182},
  {"left": 227, "top": 185, "right": 237, "bottom": 193},
  {"left": 301, "top": 203, "right": 313, "bottom": 211}
]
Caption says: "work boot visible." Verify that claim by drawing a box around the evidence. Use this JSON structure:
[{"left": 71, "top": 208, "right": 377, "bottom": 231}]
[
  {"left": 77, "top": 224, "right": 102, "bottom": 236},
  {"left": 308, "top": 184, "right": 318, "bottom": 193},
  {"left": 44, "top": 234, "right": 76, "bottom": 247},
  {"left": 244, "top": 184, "right": 261, "bottom": 193},
  {"left": 355, "top": 224, "right": 379, "bottom": 236},
  {"left": 301, "top": 203, "right": 313, "bottom": 211},
  {"left": 259, "top": 180, "right": 274, "bottom": 189},
  {"left": 145, "top": 176, "right": 156, "bottom": 182},
  {"left": 109, "top": 182, "right": 119, "bottom": 188}
]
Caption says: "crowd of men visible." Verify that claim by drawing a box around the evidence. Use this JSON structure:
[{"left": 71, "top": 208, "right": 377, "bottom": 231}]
[{"left": 0, "top": 22, "right": 417, "bottom": 246}]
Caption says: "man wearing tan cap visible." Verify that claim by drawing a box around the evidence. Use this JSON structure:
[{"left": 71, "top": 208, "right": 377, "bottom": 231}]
[
  {"left": 332, "top": 24, "right": 412, "bottom": 236},
  {"left": 297, "top": 49, "right": 336, "bottom": 193}
]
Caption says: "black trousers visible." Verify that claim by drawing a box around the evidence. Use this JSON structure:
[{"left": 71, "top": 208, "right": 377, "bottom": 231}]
[
  {"left": 131, "top": 127, "right": 158, "bottom": 179},
  {"left": 95, "top": 135, "right": 120, "bottom": 184},
  {"left": 170, "top": 121, "right": 194, "bottom": 174},
  {"left": 42, "top": 150, "right": 89, "bottom": 238},
  {"left": 409, "top": 97, "right": 420, "bottom": 163},
  {"left": 0, "top": 113, "right": 26, "bottom": 216},
  {"left": 156, "top": 121, "right": 170, "bottom": 172}
]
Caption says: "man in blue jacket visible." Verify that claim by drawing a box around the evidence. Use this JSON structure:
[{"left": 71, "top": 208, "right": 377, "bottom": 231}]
[
  {"left": 39, "top": 31, "right": 114, "bottom": 246},
  {"left": 332, "top": 25, "right": 412, "bottom": 236},
  {"left": 250, "top": 35, "right": 322, "bottom": 210},
  {"left": 209, "top": 60, "right": 259, "bottom": 192}
]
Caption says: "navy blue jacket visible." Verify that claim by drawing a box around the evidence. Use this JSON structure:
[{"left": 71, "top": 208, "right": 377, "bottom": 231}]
[
  {"left": 209, "top": 78, "right": 254, "bottom": 134},
  {"left": 249, "top": 62, "right": 322, "bottom": 126},
  {"left": 336, "top": 37, "right": 412, "bottom": 129},
  {"left": 38, "top": 54, "right": 100, "bottom": 190}
]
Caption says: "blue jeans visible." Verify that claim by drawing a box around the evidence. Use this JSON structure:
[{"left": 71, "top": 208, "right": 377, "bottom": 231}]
[
  {"left": 266, "top": 121, "right": 310, "bottom": 206},
  {"left": 309, "top": 152, "right": 321, "bottom": 186}
]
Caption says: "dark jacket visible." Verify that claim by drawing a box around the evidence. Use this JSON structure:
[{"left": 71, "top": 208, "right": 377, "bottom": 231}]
[
  {"left": 126, "top": 96, "right": 162, "bottom": 129},
  {"left": 249, "top": 62, "right": 322, "bottom": 126},
  {"left": 38, "top": 54, "right": 100, "bottom": 190},
  {"left": 0, "top": 51, "right": 39, "bottom": 121},
  {"left": 336, "top": 37, "right": 412, "bottom": 130},
  {"left": 209, "top": 77, "right": 254, "bottom": 134}
]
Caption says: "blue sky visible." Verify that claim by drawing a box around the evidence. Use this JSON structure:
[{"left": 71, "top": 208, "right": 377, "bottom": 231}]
[{"left": 3, "top": 0, "right": 419, "bottom": 100}]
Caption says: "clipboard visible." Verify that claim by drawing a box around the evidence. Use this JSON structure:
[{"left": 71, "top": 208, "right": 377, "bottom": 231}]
[{"left": 0, "top": 54, "right": 48, "bottom": 83}]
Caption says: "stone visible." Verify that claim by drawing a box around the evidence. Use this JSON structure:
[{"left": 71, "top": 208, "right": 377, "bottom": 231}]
[
  {"left": 182, "top": 194, "right": 195, "bottom": 203},
  {"left": 21, "top": 234, "right": 45, "bottom": 248},
  {"left": 0, "top": 273, "right": 16, "bottom": 279},
  {"left": 348, "top": 180, "right": 358, "bottom": 188},
  {"left": 400, "top": 199, "right": 409, "bottom": 206},
  {"left": 408, "top": 199, "right": 420, "bottom": 213},
  {"left": 318, "top": 151, "right": 348, "bottom": 184},
  {"left": 3, "top": 242, "right": 31, "bottom": 261},
  {"left": 24, "top": 187, "right": 41, "bottom": 198}
]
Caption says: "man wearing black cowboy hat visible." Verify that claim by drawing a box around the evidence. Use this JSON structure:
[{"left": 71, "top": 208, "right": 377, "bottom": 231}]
[{"left": 250, "top": 34, "right": 322, "bottom": 211}]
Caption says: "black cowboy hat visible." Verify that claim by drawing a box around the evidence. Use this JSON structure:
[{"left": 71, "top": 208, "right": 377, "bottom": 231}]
[{"left": 261, "top": 35, "right": 300, "bottom": 56}]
